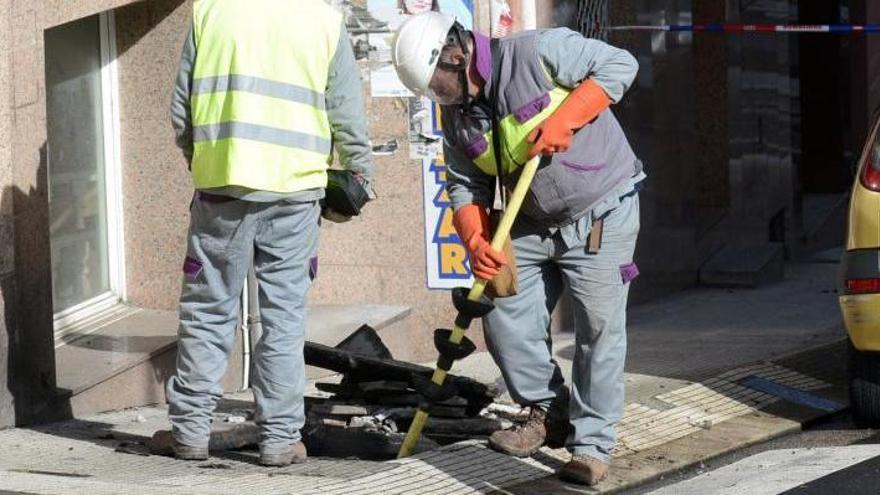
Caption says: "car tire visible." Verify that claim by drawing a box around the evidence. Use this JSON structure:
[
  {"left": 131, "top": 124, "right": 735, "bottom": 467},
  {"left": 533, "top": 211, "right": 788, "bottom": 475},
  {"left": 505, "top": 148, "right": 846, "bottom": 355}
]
[{"left": 849, "top": 340, "right": 880, "bottom": 427}]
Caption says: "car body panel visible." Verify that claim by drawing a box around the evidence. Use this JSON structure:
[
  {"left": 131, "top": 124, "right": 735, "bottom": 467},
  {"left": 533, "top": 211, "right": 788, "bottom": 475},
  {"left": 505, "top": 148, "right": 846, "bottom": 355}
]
[
  {"left": 841, "top": 293, "right": 880, "bottom": 351},
  {"left": 841, "top": 117, "right": 880, "bottom": 351},
  {"left": 847, "top": 184, "right": 880, "bottom": 250}
]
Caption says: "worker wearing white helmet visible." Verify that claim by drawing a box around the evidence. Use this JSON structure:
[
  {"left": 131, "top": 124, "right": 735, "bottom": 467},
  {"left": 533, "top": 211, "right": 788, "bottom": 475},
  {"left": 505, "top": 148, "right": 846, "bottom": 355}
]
[
  {"left": 393, "top": 12, "right": 645, "bottom": 487},
  {"left": 392, "top": 12, "right": 461, "bottom": 103}
]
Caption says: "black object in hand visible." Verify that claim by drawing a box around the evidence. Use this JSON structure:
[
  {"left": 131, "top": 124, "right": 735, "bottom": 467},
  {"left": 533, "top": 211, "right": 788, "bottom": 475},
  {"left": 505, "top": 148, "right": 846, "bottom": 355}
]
[{"left": 324, "top": 169, "right": 369, "bottom": 217}]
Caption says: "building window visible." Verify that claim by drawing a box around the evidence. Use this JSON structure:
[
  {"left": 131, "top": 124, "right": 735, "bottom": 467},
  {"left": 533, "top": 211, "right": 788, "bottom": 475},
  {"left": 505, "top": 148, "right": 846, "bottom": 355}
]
[{"left": 44, "top": 12, "right": 125, "bottom": 342}]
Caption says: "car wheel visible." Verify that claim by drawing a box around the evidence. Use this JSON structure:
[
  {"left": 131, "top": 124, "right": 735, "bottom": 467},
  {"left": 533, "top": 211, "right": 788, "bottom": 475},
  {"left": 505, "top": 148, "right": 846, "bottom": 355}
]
[{"left": 849, "top": 340, "right": 880, "bottom": 426}]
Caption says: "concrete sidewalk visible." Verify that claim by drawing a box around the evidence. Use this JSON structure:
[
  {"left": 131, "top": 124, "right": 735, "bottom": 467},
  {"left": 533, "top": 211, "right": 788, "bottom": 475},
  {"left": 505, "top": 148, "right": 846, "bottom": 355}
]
[{"left": 0, "top": 260, "right": 849, "bottom": 494}]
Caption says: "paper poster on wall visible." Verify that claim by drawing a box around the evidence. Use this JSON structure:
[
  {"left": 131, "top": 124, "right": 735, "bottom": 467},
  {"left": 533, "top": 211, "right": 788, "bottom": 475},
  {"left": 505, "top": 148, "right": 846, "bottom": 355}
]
[
  {"left": 422, "top": 155, "right": 473, "bottom": 289},
  {"left": 490, "top": 0, "right": 514, "bottom": 37},
  {"left": 408, "top": 96, "right": 443, "bottom": 159},
  {"left": 367, "top": 0, "right": 474, "bottom": 97},
  {"left": 371, "top": 65, "right": 414, "bottom": 97},
  {"left": 367, "top": 32, "right": 393, "bottom": 64},
  {"left": 334, "top": 1, "right": 389, "bottom": 61}
]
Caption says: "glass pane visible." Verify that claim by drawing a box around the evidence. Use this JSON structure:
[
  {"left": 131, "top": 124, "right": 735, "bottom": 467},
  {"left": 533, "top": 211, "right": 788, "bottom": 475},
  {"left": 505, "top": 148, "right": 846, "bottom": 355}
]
[{"left": 44, "top": 15, "right": 111, "bottom": 314}]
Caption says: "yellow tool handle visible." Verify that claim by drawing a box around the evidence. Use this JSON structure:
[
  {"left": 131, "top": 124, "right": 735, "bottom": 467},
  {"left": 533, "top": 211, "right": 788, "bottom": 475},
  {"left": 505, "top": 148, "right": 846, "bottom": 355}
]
[{"left": 397, "top": 156, "right": 541, "bottom": 458}]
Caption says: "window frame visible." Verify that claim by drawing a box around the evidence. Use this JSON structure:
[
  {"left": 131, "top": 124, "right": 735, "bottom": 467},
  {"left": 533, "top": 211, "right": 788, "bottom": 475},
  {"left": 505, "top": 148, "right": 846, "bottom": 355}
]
[{"left": 52, "top": 11, "right": 127, "bottom": 344}]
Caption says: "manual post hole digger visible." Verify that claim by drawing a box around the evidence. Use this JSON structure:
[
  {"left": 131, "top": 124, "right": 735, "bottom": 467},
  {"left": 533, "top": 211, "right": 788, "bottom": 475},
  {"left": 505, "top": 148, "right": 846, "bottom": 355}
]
[{"left": 398, "top": 155, "right": 541, "bottom": 458}]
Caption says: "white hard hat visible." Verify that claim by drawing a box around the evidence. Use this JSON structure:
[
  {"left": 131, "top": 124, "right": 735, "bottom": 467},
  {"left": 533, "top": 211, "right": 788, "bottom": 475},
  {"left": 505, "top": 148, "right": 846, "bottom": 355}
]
[{"left": 392, "top": 12, "right": 457, "bottom": 97}]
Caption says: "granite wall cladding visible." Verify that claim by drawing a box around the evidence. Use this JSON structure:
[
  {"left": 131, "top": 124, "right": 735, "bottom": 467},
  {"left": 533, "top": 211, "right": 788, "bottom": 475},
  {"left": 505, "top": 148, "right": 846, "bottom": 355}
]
[
  {"left": 849, "top": 0, "right": 880, "bottom": 149},
  {"left": 42, "top": 0, "right": 143, "bottom": 29},
  {"left": 114, "top": 0, "right": 192, "bottom": 310},
  {"left": 602, "top": 0, "right": 821, "bottom": 294},
  {"left": 607, "top": 0, "right": 705, "bottom": 298},
  {"left": 0, "top": 0, "right": 19, "bottom": 428},
  {"left": 8, "top": 0, "right": 60, "bottom": 427},
  {"left": 724, "top": 0, "right": 800, "bottom": 246},
  {"left": 692, "top": 0, "right": 730, "bottom": 234},
  {"left": 869, "top": 1, "right": 880, "bottom": 125}
]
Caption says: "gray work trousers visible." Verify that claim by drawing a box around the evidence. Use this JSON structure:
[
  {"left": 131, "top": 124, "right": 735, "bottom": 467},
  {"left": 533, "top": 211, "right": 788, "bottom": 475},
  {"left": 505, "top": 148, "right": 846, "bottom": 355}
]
[
  {"left": 483, "top": 193, "right": 640, "bottom": 463},
  {"left": 166, "top": 193, "right": 320, "bottom": 454}
]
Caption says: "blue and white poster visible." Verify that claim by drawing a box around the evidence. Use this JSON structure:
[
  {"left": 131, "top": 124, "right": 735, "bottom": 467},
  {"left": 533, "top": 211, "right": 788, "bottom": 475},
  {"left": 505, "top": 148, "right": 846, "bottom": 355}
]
[
  {"left": 422, "top": 152, "right": 474, "bottom": 289},
  {"left": 355, "top": 0, "right": 476, "bottom": 288}
]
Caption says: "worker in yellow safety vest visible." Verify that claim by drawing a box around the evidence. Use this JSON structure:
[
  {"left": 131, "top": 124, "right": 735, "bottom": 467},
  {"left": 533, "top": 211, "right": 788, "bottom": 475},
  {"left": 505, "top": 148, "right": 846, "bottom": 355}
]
[{"left": 150, "top": 0, "right": 374, "bottom": 467}]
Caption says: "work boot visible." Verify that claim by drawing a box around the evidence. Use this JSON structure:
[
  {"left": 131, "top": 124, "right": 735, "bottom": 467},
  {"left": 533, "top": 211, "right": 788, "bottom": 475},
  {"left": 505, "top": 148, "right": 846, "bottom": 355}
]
[
  {"left": 489, "top": 407, "right": 567, "bottom": 457},
  {"left": 558, "top": 455, "right": 610, "bottom": 486},
  {"left": 147, "top": 430, "right": 209, "bottom": 461},
  {"left": 259, "top": 441, "right": 308, "bottom": 467}
]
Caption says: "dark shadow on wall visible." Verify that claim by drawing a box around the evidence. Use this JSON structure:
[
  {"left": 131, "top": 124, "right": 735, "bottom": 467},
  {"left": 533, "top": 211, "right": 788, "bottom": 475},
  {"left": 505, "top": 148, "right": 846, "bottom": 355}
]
[
  {"left": 4, "top": 143, "right": 73, "bottom": 427},
  {"left": 113, "top": 0, "right": 187, "bottom": 58}
]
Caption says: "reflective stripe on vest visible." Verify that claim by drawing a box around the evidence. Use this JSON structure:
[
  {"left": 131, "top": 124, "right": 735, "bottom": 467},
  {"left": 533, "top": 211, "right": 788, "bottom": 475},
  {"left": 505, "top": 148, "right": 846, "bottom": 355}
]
[
  {"left": 190, "top": 0, "right": 341, "bottom": 193},
  {"left": 471, "top": 86, "right": 570, "bottom": 176}
]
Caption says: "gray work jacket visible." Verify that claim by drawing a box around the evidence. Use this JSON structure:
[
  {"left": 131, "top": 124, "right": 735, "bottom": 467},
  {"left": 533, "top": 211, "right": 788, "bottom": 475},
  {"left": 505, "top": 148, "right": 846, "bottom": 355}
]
[{"left": 444, "top": 28, "right": 644, "bottom": 230}]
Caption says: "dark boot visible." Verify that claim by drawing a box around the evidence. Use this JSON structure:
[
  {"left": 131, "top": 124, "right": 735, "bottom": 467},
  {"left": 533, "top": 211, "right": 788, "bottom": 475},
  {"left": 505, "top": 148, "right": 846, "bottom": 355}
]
[
  {"left": 545, "top": 386, "right": 572, "bottom": 449},
  {"left": 147, "top": 430, "right": 209, "bottom": 461},
  {"left": 558, "top": 455, "right": 610, "bottom": 486},
  {"left": 259, "top": 441, "right": 308, "bottom": 467},
  {"left": 544, "top": 415, "right": 571, "bottom": 449},
  {"left": 488, "top": 407, "right": 553, "bottom": 457}
]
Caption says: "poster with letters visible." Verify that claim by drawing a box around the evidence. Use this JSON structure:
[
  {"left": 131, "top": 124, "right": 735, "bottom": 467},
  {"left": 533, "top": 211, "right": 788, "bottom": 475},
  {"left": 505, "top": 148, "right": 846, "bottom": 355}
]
[
  {"left": 422, "top": 153, "right": 474, "bottom": 289},
  {"left": 352, "top": 0, "right": 475, "bottom": 288}
]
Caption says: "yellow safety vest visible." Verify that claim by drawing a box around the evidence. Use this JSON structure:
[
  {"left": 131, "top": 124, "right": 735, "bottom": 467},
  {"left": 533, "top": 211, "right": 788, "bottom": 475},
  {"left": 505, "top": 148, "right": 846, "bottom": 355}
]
[
  {"left": 472, "top": 86, "right": 570, "bottom": 176},
  {"left": 190, "top": 0, "right": 342, "bottom": 193}
]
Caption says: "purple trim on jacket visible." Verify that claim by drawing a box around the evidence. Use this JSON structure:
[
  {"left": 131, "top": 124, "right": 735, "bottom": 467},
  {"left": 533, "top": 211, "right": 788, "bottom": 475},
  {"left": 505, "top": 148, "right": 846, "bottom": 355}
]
[
  {"left": 472, "top": 31, "right": 492, "bottom": 85},
  {"left": 464, "top": 135, "right": 489, "bottom": 159},
  {"left": 513, "top": 93, "right": 551, "bottom": 123},
  {"left": 562, "top": 161, "right": 607, "bottom": 172}
]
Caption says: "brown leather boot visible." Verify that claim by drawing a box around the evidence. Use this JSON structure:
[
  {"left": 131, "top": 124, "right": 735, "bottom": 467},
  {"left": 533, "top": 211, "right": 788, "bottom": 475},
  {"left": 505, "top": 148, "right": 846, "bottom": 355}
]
[
  {"left": 489, "top": 407, "right": 555, "bottom": 457},
  {"left": 558, "top": 455, "right": 609, "bottom": 486},
  {"left": 259, "top": 441, "right": 308, "bottom": 467},
  {"left": 147, "top": 430, "right": 209, "bottom": 461}
]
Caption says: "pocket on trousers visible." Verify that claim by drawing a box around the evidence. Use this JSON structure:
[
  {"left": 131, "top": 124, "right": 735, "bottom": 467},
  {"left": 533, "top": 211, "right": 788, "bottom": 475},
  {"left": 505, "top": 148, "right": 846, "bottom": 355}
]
[
  {"left": 597, "top": 194, "right": 640, "bottom": 243},
  {"left": 191, "top": 193, "right": 243, "bottom": 255},
  {"left": 183, "top": 256, "right": 203, "bottom": 281},
  {"left": 620, "top": 262, "right": 640, "bottom": 284}
]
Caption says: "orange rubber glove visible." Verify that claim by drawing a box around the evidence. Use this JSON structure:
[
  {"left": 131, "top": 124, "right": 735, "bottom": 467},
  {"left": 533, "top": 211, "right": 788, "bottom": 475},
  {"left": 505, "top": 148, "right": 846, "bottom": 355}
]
[
  {"left": 453, "top": 204, "right": 508, "bottom": 280},
  {"left": 527, "top": 79, "right": 612, "bottom": 159}
]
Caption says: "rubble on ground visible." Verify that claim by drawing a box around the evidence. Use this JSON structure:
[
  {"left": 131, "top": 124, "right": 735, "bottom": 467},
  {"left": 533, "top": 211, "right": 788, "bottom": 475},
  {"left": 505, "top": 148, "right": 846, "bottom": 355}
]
[
  {"left": 120, "top": 325, "right": 507, "bottom": 461},
  {"left": 302, "top": 325, "right": 508, "bottom": 459}
]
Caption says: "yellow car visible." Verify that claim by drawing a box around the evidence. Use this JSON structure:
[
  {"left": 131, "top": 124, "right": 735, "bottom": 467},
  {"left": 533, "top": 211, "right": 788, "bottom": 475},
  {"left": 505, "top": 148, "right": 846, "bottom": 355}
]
[{"left": 840, "top": 115, "right": 880, "bottom": 424}]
